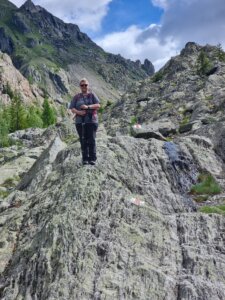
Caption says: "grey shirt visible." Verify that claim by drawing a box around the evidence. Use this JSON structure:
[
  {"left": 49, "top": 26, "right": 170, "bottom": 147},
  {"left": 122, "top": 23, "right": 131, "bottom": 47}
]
[{"left": 69, "top": 92, "right": 100, "bottom": 124}]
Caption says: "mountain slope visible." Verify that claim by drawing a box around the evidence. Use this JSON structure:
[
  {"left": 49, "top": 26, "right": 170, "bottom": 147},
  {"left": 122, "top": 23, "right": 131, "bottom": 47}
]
[
  {"left": 0, "top": 0, "right": 154, "bottom": 102},
  {"left": 105, "top": 42, "right": 225, "bottom": 135},
  {"left": 1, "top": 42, "right": 225, "bottom": 299}
]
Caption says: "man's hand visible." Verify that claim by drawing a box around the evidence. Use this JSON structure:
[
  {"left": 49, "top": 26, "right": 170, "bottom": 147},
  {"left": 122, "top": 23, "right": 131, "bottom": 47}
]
[
  {"left": 80, "top": 104, "right": 89, "bottom": 110},
  {"left": 77, "top": 110, "right": 86, "bottom": 116}
]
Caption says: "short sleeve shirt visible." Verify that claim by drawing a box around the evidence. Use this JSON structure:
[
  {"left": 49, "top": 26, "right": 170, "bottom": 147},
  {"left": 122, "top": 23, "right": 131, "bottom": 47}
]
[{"left": 69, "top": 92, "right": 100, "bottom": 124}]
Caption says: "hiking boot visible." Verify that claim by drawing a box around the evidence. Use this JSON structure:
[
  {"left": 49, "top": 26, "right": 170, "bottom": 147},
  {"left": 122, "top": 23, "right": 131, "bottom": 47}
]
[
  {"left": 89, "top": 160, "right": 96, "bottom": 165},
  {"left": 82, "top": 160, "right": 89, "bottom": 165}
]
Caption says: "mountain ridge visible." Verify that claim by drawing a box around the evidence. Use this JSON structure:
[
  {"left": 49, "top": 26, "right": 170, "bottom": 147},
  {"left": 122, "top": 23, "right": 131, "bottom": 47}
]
[{"left": 0, "top": 0, "right": 154, "bottom": 102}]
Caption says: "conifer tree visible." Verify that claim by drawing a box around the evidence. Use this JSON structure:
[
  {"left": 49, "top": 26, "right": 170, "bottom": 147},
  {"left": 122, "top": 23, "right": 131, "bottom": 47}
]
[
  {"left": 27, "top": 106, "right": 43, "bottom": 128},
  {"left": 10, "top": 92, "right": 28, "bottom": 132},
  {"left": 41, "top": 98, "right": 56, "bottom": 127}
]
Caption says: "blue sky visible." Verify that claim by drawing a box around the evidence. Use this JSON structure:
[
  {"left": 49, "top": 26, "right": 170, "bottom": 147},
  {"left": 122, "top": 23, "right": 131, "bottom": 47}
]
[
  {"left": 11, "top": 0, "right": 225, "bottom": 70},
  {"left": 94, "top": 0, "right": 163, "bottom": 38}
]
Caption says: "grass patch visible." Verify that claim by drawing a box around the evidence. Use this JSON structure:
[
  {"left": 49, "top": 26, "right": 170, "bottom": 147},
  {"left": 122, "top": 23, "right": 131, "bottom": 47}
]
[
  {"left": 0, "top": 190, "right": 10, "bottom": 199},
  {"left": 179, "top": 115, "right": 190, "bottom": 126},
  {"left": 1, "top": 176, "right": 20, "bottom": 188},
  {"left": 199, "top": 205, "right": 225, "bottom": 215},
  {"left": 193, "top": 195, "right": 209, "bottom": 203},
  {"left": 130, "top": 116, "right": 138, "bottom": 126},
  {"left": 205, "top": 95, "right": 213, "bottom": 101},
  {"left": 190, "top": 172, "right": 221, "bottom": 196}
]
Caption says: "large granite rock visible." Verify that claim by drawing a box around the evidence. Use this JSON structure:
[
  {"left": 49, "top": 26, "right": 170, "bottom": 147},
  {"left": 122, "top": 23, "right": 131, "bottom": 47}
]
[{"left": 0, "top": 123, "right": 225, "bottom": 299}]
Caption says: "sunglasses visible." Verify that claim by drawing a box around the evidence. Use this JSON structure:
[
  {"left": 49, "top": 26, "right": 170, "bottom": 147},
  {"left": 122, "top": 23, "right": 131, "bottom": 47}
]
[{"left": 80, "top": 84, "right": 88, "bottom": 87}]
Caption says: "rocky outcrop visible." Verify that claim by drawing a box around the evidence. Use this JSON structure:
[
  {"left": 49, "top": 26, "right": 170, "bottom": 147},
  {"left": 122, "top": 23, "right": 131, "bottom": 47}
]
[
  {"left": 142, "top": 58, "right": 155, "bottom": 75},
  {"left": 105, "top": 42, "right": 225, "bottom": 137},
  {"left": 0, "top": 28, "right": 14, "bottom": 55},
  {"left": 0, "top": 51, "right": 43, "bottom": 104},
  {"left": 0, "top": 120, "right": 225, "bottom": 299}
]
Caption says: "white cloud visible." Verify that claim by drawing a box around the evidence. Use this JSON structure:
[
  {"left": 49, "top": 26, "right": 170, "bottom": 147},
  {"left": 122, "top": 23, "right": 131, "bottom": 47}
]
[
  {"left": 10, "top": 0, "right": 112, "bottom": 31},
  {"left": 95, "top": 25, "right": 178, "bottom": 70},
  {"left": 96, "top": 0, "right": 225, "bottom": 70},
  {"left": 152, "top": 0, "right": 169, "bottom": 9}
]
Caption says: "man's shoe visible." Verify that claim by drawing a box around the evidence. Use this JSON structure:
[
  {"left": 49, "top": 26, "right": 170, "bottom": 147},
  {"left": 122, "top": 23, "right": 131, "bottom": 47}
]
[
  {"left": 82, "top": 160, "right": 89, "bottom": 165},
  {"left": 89, "top": 160, "right": 96, "bottom": 165}
]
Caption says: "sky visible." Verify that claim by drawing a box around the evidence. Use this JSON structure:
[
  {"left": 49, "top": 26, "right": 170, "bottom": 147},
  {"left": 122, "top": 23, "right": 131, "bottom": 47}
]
[{"left": 10, "top": 0, "right": 225, "bottom": 70}]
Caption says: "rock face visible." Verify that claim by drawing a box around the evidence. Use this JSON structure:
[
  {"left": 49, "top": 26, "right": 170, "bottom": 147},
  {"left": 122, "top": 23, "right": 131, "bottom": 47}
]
[
  {"left": 0, "top": 51, "right": 43, "bottom": 104},
  {"left": 0, "top": 0, "right": 154, "bottom": 102},
  {"left": 1, "top": 43, "right": 225, "bottom": 299},
  {"left": 0, "top": 122, "right": 225, "bottom": 299},
  {"left": 105, "top": 42, "right": 225, "bottom": 136}
]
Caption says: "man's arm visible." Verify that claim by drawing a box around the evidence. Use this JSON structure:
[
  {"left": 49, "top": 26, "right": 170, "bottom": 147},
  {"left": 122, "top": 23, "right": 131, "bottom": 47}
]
[
  {"left": 81, "top": 93, "right": 101, "bottom": 110},
  {"left": 69, "top": 96, "right": 86, "bottom": 116}
]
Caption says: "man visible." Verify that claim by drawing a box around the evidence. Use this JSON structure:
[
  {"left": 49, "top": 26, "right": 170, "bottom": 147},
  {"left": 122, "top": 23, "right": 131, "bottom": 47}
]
[{"left": 69, "top": 78, "right": 101, "bottom": 165}]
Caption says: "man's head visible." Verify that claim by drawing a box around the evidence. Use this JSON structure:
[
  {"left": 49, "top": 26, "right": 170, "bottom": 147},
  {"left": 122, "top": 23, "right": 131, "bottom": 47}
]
[{"left": 80, "top": 78, "right": 89, "bottom": 94}]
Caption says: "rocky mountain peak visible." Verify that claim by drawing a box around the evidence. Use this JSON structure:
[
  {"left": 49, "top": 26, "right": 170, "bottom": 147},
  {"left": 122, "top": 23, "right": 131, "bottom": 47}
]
[
  {"left": 20, "top": 0, "right": 39, "bottom": 12},
  {"left": 142, "top": 58, "right": 155, "bottom": 75},
  {"left": 180, "top": 41, "right": 202, "bottom": 56}
]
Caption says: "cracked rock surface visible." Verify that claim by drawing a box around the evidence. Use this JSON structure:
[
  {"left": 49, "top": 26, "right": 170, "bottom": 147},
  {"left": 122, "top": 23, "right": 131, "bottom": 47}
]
[{"left": 0, "top": 129, "right": 225, "bottom": 299}]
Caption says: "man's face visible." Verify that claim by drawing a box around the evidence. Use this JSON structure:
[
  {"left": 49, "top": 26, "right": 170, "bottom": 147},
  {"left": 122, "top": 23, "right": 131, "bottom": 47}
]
[{"left": 80, "top": 81, "right": 88, "bottom": 93}]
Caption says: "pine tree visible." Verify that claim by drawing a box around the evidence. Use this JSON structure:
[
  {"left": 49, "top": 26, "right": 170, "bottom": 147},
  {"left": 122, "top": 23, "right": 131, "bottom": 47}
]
[
  {"left": 41, "top": 98, "right": 56, "bottom": 128},
  {"left": 0, "top": 105, "right": 10, "bottom": 147},
  {"left": 196, "top": 51, "right": 213, "bottom": 76},
  {"left": 26, "top": 106, "right": 43, "bottom": 128},
  {"left": 10, "top": 92, "right": 28, "bottom": 132},
  {"left": 216, "top": 43, "right": 225, "bottom": 62}
]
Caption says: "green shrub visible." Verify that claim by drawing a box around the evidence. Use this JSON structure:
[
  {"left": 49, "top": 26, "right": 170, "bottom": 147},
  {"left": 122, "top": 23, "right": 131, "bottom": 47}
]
[
  {"left": 130, "top": 116, "right": 138, "bottom": 125},
  {"left": 26, "top": 106, "right": 43, "bottom": 128},
  {"left": 60, "top": 106, "right": 66, "bottom": 118},
  {"left": 10, "top": 92, "right": 28, "bottom": 131},
  {"left": 0, "top": 190, "right": 9, "bottom": 199},
  {"left": 199, "top": 205, "right": 225, "bottom": 215},
  {"left": 0, "top": 107, "right": 10, "bottom": 147},
  {"left": 106, "top": 100, "right": 113, "bottom": 107},
  {"left": 180, "top": 115, "right": 190, "bottom": 126},
  {"left": 42, "top": 98, "right": 57, "bottom": 127},
  {"left": 196, "top": 51, "right": 213, "bottom": 76},
  {"left": 215, "top": 44, "right": 225, "bottom": 62},
  {"left": 152, "top": 71, "right": 163, "bottom": 82},
  {"left": 1, "top": 176, "right": 20, "bottom": 188},
  {"left": 190, "top": 172, "right": 221, "bottom": 196}
]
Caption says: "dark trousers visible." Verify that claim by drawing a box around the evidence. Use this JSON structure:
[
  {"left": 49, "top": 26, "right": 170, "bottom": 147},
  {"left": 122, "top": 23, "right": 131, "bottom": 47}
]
[{"left": 76, "top": 123, "right": 98, "bottom": 161}]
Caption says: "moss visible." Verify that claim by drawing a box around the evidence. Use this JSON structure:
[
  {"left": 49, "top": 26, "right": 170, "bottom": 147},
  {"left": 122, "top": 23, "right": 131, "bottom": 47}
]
[
  {"left": 1, "top": 175, "right": 20, "bottom": 188},
  {"left": 193, "top": 195, "right": 209, "bottom": 203},
  {"left": 0, "top": 190, "right": 10, "bottom": 199},
  {"left": 179, "top": 115, "right": 190, "bottom": 126},
  {"left": 190, "top": 172, "right": 221, "bottom": 196},
  {"left": 199, "top": 205, "right": 225, "bottom": 215},
  {"left": 62, "top": 135, "right": 79, "bottom": 145},
  {"left": 205, "top": 95, "right": 213, "bottom": 101}
]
